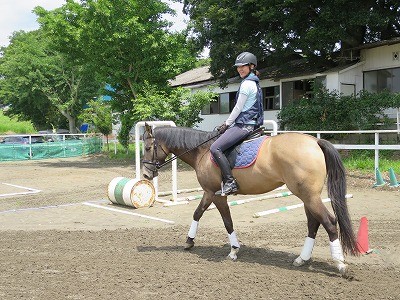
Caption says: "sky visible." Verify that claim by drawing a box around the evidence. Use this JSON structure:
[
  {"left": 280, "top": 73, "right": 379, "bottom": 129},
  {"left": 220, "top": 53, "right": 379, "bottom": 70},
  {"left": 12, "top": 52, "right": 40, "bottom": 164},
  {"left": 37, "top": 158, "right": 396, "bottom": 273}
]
[{"left": 0, "top": 0, "right": 188, "bottom": 48}]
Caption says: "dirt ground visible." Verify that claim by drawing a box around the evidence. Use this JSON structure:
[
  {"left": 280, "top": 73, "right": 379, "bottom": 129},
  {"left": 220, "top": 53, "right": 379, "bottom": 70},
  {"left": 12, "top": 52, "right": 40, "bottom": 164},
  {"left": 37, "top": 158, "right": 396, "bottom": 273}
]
[{"left": 0, "top": 155, "right": 399, "bottom": 300}]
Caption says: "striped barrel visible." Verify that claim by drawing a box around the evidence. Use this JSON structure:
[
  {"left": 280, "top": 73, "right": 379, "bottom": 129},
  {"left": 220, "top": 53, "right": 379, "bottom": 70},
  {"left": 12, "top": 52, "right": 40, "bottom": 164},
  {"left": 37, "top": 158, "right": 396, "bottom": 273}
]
[{"left": 107, "top": 177, "right": 155, "bottom": 208}]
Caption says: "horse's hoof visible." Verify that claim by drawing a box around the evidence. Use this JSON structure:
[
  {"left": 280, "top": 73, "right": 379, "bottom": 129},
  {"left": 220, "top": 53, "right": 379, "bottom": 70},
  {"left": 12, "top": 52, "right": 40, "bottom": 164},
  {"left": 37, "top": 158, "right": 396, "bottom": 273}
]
[
  {"left": 337, "top": 262, "right": 348, "bottom": 276},
  {"left": 227, "top": 247, "right": 239, "bottom": 260},
  {"left": 293, "top": 256, "right": 310, "bottom": 267},
  {"left": 227, "top": 253, "right": 237, "bottom": 261},
  {"left": 184, "top": 243, "right": 194, "bottom": 250},
  {"left": 184, "top": 237, "right": 194, "bottom": 250}
]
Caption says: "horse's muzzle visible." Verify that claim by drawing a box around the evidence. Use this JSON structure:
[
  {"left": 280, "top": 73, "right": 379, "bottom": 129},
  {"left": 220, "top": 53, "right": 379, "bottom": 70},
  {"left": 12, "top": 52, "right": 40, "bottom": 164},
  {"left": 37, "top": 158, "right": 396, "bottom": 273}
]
[{"left": 142, "top": 160, "right": 158, "bottom": 180}]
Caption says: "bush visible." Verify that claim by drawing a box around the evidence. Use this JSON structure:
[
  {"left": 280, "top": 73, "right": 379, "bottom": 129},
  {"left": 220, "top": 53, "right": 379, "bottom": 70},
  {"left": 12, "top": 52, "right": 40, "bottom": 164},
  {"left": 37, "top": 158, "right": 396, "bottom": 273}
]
[{"left": 277, "top": 88, "right": 400, "bottom": 131}]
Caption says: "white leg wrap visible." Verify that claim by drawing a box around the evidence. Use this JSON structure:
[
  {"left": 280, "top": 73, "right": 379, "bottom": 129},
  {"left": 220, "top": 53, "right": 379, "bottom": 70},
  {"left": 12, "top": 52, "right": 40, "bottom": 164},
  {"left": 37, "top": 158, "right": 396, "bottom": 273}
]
[
  {"left": 300, "top": 237, "right": 315, "bottom": 261},
  {"left": 293, "top": 237, "right": 315, "bottom": 266},
  {"left": 188, "top": 220, "right": 199, "bottom": 239},
  {"left": 330, "top": 239, "right": 344, "bottom": 262},
  {"left": 228, "top": 231, "right": 240, "bottom": 248}
]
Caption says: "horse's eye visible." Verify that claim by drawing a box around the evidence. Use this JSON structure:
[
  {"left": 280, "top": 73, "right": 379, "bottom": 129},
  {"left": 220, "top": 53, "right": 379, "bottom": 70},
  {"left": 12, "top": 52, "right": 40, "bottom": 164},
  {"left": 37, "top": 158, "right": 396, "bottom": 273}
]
[{"left": 145, "top": 146, "right": 151, "bottom": 151}]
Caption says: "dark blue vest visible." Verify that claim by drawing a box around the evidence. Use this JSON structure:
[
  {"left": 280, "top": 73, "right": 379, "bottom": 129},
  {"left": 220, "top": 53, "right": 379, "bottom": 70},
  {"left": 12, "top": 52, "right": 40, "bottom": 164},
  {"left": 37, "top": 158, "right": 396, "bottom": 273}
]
[{"left": 234, "top": 75, "right": 264, "bottom": 127}]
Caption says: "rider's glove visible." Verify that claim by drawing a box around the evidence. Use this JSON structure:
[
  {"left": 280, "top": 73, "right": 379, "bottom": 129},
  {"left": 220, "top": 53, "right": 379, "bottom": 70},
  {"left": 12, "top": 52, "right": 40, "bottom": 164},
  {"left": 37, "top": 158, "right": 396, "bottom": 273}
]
[{"left": 217, "top": 123, "right": 228, "bottom": 134}]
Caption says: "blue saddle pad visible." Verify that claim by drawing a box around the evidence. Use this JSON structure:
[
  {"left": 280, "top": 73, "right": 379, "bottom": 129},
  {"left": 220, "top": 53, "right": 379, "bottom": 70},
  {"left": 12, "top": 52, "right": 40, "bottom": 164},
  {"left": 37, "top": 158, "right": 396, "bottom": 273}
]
[{"left": 211, "top": 136, "right": 268, "bottom": 169}]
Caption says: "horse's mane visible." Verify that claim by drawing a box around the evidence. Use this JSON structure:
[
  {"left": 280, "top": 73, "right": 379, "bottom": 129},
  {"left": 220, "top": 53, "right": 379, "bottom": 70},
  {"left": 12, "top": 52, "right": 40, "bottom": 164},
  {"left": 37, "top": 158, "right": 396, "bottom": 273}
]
[{"left": 154, "top": 127, "right": 217, "bottom": 150}]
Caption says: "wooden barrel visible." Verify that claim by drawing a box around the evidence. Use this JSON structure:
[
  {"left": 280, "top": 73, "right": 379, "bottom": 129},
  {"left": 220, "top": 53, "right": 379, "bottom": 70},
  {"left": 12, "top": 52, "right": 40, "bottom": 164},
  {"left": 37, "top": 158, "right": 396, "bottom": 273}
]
[{"left": 107, "top": 177, "right": 155, "bottom": 208}]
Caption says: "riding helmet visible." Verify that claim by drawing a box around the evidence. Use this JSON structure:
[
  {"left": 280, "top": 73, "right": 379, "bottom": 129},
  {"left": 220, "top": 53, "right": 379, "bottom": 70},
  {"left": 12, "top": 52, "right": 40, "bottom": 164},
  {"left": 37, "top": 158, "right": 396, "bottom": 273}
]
[{"left": 234, "top": 52, "right": 257, "bottom": 67}]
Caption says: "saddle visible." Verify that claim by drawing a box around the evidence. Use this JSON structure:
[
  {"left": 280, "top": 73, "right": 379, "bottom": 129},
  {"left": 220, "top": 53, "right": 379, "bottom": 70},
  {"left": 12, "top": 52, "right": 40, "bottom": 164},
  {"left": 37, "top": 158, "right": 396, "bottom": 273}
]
[{"left": 212, "top": 127, "right": 268, "bottom": 169}]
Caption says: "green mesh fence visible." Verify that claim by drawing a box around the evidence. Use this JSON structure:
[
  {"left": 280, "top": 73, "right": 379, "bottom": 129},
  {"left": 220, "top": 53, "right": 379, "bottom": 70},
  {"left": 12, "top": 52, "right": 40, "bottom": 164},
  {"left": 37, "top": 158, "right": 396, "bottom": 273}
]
[{"left": 0, "top": 136, "right": 103, "bottom": 161}]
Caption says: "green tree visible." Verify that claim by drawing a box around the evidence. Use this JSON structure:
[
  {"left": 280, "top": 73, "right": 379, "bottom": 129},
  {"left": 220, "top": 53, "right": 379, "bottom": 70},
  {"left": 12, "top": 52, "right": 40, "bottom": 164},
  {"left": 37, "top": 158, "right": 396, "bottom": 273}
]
[
  {"left": 0, "top": 30, "right": 100, "bottom": 133},
  {"left": 183, "top": 0, "right": 400, "bottom": 83},
  {"left": 79, "top": 99, "right": 113, "bottom": 149},
  {"left": 132, "top": 83, "right": 216, "bottom": 127},
  {"left": 36, "top": 0, "right": 198, "bottom": 144}
]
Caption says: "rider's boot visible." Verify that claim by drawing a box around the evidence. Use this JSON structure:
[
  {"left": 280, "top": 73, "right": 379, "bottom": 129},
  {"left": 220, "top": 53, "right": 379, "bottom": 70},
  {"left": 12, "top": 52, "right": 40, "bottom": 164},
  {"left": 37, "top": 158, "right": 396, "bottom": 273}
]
[{"left": 213, "top": 150, "right": 238, "bottom": 196}]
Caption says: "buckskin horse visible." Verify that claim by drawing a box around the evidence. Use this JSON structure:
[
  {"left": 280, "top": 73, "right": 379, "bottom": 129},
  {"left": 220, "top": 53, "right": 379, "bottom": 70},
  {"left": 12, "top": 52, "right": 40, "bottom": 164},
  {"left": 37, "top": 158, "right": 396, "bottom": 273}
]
[{"left": 141, "top": 124, "right": 359, "bottom": 275}]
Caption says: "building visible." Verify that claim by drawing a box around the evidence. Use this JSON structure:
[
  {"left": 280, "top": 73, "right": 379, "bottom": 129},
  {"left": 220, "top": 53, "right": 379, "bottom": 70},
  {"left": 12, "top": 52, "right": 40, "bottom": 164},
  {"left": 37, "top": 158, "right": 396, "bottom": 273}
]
[{"left": 170, "top": 38, "right": 400, "bottom": 131}]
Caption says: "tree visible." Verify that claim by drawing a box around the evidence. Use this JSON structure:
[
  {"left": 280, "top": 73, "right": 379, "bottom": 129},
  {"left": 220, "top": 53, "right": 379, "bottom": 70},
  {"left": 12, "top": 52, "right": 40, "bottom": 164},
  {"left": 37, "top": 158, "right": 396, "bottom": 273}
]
[
  {"left": 79, "top": 99, "right": 113, "bottom": 149},
  {"left": 35, "top": 0, "right": 198, "bottom": 144},
  {"left": 0, "top": 30, "right": 100, "bottom": 133},
  {"left": 183, "top": 0, "right": 400, "bottom": 83},
  {"left": 132, "top": 83, "right": 216, "bottom": 127}
]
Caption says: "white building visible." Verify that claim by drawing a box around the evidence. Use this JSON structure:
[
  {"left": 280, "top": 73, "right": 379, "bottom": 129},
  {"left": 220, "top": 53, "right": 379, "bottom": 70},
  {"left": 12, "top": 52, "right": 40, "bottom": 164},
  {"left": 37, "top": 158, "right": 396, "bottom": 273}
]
[{"left": 170, "top": 38, "right": 400, "bottom": 131}]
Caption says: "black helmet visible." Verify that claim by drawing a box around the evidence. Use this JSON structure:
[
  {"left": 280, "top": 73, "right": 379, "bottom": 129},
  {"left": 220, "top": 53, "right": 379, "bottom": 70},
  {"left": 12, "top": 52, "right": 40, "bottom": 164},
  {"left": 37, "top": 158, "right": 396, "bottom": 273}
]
[{"left": 234, "top": 52, "right": 257, "bottom": 67}]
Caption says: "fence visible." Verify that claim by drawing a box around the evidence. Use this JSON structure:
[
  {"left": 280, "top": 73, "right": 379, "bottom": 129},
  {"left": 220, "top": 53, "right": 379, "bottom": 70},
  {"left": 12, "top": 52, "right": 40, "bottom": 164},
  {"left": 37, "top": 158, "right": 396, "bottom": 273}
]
[
  {"left": 0, "top": 134, "right": 103, "bottom": 161},
  {"left": 266, "top": 129, "right": 400, "bottom": 171}
]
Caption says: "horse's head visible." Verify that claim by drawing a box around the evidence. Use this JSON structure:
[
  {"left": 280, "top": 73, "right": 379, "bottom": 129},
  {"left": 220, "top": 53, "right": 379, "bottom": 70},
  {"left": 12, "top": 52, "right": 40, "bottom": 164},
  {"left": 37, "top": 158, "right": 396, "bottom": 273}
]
[{"left": 141, "top": 123, "right": 169, "bottom": 180}]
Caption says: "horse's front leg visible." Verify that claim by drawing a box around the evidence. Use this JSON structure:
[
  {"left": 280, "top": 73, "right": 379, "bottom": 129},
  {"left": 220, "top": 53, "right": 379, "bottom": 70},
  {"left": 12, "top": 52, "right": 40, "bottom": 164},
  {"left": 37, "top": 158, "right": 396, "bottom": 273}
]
[
  {"left": 185, "top": 191, "right": 214, "bottom": 250},
  {"left": 213, "top": 195, "right": 240, "bottom": 260}
]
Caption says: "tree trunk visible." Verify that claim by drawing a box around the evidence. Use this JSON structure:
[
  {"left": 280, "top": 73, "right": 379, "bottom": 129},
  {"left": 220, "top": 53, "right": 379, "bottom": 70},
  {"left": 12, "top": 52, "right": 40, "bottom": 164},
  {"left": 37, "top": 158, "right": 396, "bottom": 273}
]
[{"left": 60, "top": 109, "right": 77, "bottom": 134}]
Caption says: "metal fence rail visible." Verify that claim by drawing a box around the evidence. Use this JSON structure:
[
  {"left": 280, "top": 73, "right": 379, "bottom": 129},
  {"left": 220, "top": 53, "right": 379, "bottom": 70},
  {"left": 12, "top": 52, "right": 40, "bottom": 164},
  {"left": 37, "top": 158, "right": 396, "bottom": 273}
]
[
  {"left": 0, "top": 134, "right": 103, "bottom": 161},
  {"left": 271, "top": 129, "right": 400, "bottom": 171}
]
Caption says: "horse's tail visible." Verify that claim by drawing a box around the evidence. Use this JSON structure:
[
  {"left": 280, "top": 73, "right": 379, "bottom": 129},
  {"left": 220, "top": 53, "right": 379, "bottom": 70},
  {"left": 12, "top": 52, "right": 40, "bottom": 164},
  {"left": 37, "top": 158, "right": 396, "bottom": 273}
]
[{"left": 317, "top": 139, "right": 359, "bottom": 256}]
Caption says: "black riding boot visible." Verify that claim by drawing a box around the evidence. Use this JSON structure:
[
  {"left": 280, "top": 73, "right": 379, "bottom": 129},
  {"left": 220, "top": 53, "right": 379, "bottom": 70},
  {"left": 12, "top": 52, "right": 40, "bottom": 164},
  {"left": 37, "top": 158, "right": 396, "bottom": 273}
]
[{"left": 213, "top": 150, "right": 238, "bottom": 196}]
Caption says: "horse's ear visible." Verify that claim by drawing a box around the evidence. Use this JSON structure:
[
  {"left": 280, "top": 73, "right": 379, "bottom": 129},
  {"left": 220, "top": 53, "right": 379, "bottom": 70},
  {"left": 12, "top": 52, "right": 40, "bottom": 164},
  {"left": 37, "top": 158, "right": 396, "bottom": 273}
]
[{"left": 144, "top": 122, "right": 153, "bottom": 137}]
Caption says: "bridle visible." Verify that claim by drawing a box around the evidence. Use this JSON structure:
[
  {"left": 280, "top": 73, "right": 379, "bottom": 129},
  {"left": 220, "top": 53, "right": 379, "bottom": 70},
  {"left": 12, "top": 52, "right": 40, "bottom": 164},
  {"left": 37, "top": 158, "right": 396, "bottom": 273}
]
[
  {"left": 141, "top": 130, "right": 220, "bottom": 172},
  {"left": 141, "top": 133, "right": 169, "bottom": 174}
]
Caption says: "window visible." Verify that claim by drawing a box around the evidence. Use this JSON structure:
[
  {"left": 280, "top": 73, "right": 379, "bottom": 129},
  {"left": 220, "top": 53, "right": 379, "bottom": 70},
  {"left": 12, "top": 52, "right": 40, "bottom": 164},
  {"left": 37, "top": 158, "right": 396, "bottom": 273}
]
[
  {"left": 341, "top": 83, "right": 355, "bottom": 96},
  {"left": 220, "top": 92, "right": 236, "bottom": 113},
  {"left": 201, "top": 92, "right": 236, "bottom": 115},
  {"left": 364, "top": 67, "right": 400, "bottom": 93},
  {"left": 281, "top": 79, "right": 319, "bottom": 108},
  {"left": 263, "top": 86, "right": 280, "bottom": 110}
]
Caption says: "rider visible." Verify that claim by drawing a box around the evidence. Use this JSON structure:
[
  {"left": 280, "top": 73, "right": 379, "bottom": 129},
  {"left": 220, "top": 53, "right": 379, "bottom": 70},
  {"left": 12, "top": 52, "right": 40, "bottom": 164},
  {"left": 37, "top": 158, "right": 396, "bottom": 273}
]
[{"left": 210, "top": 51, "right": 264, "bottom": 196}]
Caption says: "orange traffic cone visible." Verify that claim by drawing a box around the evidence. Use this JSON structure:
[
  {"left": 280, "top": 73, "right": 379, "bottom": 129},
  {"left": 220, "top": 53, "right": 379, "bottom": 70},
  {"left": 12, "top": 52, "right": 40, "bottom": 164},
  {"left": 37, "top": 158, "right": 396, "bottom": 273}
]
[{"left": 356, "top": 216, "right": 371, "bottom": 254}]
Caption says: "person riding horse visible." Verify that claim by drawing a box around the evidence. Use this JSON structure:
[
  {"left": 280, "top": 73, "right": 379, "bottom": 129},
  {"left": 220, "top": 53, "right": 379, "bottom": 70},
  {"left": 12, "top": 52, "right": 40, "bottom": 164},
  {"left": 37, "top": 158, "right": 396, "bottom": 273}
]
[{"left": 210, "top": 51, "right": 264, "bottom": 196}]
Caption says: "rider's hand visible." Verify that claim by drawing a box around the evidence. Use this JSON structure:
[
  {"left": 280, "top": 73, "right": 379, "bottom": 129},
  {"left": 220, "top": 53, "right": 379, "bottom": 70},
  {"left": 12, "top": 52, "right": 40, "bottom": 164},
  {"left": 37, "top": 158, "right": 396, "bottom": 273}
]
[{"left": 217, "top": 123, "right": 228, "bottom": 134}]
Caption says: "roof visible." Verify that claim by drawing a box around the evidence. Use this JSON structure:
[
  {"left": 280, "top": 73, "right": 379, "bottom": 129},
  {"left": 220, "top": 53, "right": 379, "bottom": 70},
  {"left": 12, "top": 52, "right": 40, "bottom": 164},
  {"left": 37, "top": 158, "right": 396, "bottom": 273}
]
[
  {"left": 169, "top": 66, "right": 213, "bottom": 87},
  {"left": 170, "top": 60, "right": 359, "bottom": 87},
  {"left": 263, "top": 60, "right": 361, "bottom": 80},
  {"left": 346, "top": 37, "right": 400, "bottom": 51}
]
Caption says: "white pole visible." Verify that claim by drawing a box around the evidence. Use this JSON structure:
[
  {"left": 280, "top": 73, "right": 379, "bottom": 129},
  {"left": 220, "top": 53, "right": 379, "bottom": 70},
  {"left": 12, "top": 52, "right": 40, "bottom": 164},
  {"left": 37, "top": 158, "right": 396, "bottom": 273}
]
[
  {"left": 207, "top": 191, "right": 293, "bottom": 210},
  {"left": 253, "top": 194, "right": 353, "bottom": 218},
  {"left": 374, "top": 132, "right": 379, "bottom": 173},
  {"left": 263, "top": 120, "right": 278, "bottom": 136}
]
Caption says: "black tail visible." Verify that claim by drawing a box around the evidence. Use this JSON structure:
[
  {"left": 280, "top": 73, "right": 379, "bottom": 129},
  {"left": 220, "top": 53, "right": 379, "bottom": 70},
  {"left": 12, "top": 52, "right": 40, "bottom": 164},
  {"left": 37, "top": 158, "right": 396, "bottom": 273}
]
[{"left": 317, "top": 139, "right": 359, "bottom": 256}]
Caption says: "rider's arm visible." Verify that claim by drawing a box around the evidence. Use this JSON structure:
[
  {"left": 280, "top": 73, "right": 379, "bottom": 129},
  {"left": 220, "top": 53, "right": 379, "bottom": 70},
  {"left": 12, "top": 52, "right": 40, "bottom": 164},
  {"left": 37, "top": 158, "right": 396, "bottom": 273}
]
[{"left": 225, "top": 93, "right": 248, "bottom": 126}]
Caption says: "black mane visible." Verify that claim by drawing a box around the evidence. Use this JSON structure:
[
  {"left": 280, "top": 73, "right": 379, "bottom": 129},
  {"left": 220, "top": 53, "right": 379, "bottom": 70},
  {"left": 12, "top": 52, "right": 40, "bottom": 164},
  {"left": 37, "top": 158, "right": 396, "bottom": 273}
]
[{"left": 154, "top": 127, "right": 217, "bottom": 150}]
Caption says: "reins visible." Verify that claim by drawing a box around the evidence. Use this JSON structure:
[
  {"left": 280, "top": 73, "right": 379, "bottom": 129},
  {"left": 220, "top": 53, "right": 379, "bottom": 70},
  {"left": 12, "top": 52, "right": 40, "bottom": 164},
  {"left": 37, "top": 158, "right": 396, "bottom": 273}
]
[{"left": 155, "top": 132, "right": 220, "bottom": 169}]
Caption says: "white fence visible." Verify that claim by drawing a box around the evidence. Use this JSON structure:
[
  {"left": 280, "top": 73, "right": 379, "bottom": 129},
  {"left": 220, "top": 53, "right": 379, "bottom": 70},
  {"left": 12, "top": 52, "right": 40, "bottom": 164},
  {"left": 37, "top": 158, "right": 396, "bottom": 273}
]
[{"left": 265, "top": 129, "right": 400, "bottom": 171}]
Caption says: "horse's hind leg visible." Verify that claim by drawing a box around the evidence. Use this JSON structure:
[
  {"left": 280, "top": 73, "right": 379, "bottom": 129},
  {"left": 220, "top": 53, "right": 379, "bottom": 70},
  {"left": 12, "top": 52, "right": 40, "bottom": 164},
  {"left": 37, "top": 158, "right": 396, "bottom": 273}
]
[
  {"left": 185, "top": 191, "right": 214, "bottom": 250},
  {"left": 301, "top": 199, "right": 347, "bottom": 275},
  {"left": 293, "top": 207, "right": 320, "bottom": 266},
  {"left": 212, "top": 196, "right": 240, "bottom": 260}
]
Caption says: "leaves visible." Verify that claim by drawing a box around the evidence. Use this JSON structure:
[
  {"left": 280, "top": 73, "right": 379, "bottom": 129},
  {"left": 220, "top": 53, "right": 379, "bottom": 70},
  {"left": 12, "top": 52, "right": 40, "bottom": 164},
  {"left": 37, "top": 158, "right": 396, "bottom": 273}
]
[
  {"left": 277, "top": 88, "right": 400, "bottom": 130},
  {"left": 132, "top": 83, "right": 216, "bottom": 127},
  {"left": 184, "top": 0, "right": 400, "bottom": 84}
]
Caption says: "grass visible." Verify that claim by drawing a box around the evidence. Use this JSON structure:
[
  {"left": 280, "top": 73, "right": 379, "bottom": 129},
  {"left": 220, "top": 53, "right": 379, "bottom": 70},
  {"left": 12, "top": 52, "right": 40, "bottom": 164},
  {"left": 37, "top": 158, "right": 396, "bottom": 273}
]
[
  {"left": 102, "top": 141, "right": 141, "bottom": 160},
  {"left": 342, "top": 150, "right": 400, "bottom": 173},
  {"left": 0, "top": 111, "right": 36, "bottom": 134}
]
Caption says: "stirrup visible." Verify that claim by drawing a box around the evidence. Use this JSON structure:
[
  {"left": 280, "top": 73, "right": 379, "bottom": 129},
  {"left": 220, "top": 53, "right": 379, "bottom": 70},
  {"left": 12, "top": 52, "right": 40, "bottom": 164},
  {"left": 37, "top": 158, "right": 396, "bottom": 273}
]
[{"left": 215, "top": 180, "right": 238, "bottom": 196}]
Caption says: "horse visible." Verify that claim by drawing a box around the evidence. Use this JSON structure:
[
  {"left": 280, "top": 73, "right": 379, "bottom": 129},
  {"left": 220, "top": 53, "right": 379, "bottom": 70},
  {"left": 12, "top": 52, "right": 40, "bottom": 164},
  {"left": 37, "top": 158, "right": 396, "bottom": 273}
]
[{"left": 141, "top": 124, "right": 359, "bottom": 275}]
